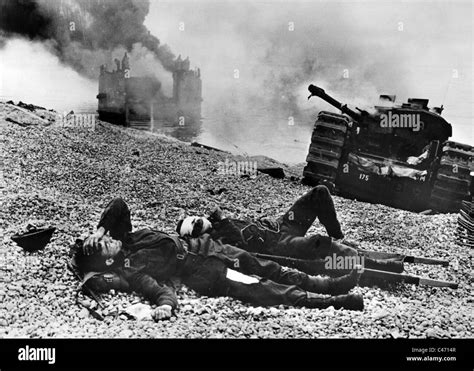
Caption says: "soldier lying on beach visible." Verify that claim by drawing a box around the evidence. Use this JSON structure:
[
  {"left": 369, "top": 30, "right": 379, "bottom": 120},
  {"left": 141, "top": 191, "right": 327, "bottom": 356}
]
[
  {"left": 177, "top": 185, "right": 348, "bottom": 258},
  {"left": 176, "top": 185, "right": 400, "bottom": 273},
  {"left": 73, "top": 197, "right": 364, "bottom": 321}
]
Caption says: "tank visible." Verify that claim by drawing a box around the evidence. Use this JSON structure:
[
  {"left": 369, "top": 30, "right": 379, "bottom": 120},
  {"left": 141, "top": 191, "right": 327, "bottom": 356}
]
[{"left": 303, "top": 84, "right": 473, "bottom": 213}]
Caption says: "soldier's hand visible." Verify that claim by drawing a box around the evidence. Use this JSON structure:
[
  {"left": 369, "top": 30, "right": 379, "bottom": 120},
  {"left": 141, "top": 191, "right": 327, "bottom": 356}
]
[
  {"left": 83, "top": 227, "right": 106, "bottom": 255},
  {"left": 83, "top": 232, "right": 103, "bottom": 255},
  {"left": 207, "top": 205, "right": 224, "bottom": 222},
  {"left": 153, "top": 305, "right": 172, "bottom": 321}
]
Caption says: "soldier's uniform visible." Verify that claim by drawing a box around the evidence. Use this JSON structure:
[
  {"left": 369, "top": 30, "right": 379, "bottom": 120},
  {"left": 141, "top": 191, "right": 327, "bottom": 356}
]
[
  {"left": 207, "top": 185, "right": 355, "bottom": 259},
  {"left": 78, "top": 197, "right": 363, "bottom": 311}
]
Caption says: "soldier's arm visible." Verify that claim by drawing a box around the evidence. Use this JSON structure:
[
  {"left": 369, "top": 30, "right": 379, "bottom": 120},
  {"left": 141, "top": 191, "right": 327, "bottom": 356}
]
[
  {"left": 207, "top": 205, "right": 225, "bottom": 223},
  {"left": 126, "top": 271, "right": 178, "bottom": 315},
  {"left": 210, "top": 218, "right": 244, "bottom": 246},
  {"left": 97, "top": 197, "right": 132, "bottom": 239},
  {"left": 83, "top": 197, "right": 132, "bottom": 254}
]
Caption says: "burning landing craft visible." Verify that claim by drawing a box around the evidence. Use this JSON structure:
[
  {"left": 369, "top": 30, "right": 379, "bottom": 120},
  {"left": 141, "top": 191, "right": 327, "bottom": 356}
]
[
  {"left": 97, "top": 53, "right": 202, "bottom": 130},
  {"left": 304, "top": 85, "right": 473, "bottom": 213}
]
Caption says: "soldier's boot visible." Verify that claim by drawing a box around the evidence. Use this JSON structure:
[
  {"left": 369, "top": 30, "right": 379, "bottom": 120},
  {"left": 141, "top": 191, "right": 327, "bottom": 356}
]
[
  {"left": 364, "top": 258, "right": 404, "bottom": 273},
  {"left": 303, "top": 268, "right": 362, "bottom": 295},
  {"left": 304, "top": 293, "right": 364, "bottom": 311}
]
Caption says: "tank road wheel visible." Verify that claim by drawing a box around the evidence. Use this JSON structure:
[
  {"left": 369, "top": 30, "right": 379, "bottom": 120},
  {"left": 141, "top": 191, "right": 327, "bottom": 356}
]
[
  {"left": 303, "top": 111, "right": 350, "bottom": 188},
  {"left": 430, "top": 141, "right": 474, "bottom": 213}
]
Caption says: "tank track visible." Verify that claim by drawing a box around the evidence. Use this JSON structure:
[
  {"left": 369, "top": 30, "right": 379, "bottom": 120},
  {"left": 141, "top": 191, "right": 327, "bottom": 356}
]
[
  {"left": 303, "top": 111, "right": 350, "bottom": 186},
  {"left": 430, "top": 141, "right": 474, "bottom": 213}
]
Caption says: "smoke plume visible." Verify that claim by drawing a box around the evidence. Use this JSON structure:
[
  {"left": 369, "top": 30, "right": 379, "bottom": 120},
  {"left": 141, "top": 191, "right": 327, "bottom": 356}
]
[{"left": 0, "top": 0, "right": 176, "bottom": 81}]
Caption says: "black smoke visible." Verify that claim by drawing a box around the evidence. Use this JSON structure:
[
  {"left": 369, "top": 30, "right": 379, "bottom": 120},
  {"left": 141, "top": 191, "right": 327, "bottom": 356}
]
[
  {"left": 0, "top": 0, "right": 176, "bottom": 78},
  {"left": 0, "top": 0, "right": 53, "bottom": 40}
]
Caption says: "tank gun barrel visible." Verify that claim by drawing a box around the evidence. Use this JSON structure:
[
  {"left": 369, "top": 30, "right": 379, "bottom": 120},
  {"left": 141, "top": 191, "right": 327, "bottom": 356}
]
[{"left": 308, "top": 84, "right": 361, "bottom": 120}]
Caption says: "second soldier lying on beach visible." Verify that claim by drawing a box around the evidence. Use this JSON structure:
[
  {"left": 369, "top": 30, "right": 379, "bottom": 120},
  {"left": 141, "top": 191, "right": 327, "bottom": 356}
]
[
  {"left": 176, "top": 185, "right": 349, "bottom": 259},
  {"left": 176, "top": 185, "right": 402, "bottom": 273},
  {"left": 73, "top": 197, "right": 364, "bottom": 321}
]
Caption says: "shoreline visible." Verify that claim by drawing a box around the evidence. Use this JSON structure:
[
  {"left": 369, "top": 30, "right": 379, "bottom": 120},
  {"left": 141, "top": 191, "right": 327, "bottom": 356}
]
[{"left": 1, "top": 99, "right": 311, "bottom": 167}]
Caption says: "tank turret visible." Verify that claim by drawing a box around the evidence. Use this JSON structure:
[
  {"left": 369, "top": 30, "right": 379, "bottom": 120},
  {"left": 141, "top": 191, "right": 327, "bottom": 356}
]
[
  {"left": 307, "top": 84, "right": 452, "bottom": 148},
  {"left": 308, "top": 84, "right": 364, "bottom": 121}
]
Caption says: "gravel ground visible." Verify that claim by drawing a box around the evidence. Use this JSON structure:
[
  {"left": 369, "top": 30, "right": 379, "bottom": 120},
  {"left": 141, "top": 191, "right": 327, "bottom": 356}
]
[{"left": 0, "top": 104, "right": 472, "bottom": 338}]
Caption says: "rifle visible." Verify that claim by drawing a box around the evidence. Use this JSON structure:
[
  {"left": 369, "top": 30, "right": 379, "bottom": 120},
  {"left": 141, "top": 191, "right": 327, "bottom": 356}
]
[
  {"left": 342, "top": 241, "right": 449, "bottom": 267},
  {"left": 254, "top": 253, "right": 404, "bottom": 275},
  {"left": 360, "top": 249, "right": 449, "bottom": 266},
  {"left": 67, "top": 261, "right": 105, "bottom": 309},
  {"left": 362, "top": 268, "right": 458, "bottom": 289},
  {"left": 253, "top": 253, "right": 458, "bottom": 289}
]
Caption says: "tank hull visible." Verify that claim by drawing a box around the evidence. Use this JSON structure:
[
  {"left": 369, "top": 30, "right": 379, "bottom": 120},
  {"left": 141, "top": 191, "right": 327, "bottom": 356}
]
[
  {"left": 303, "top": 110, "right": 473, "bottom": 213},
  {"left": 336, "top": 162, "right": 432, "bottom": 212}
]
